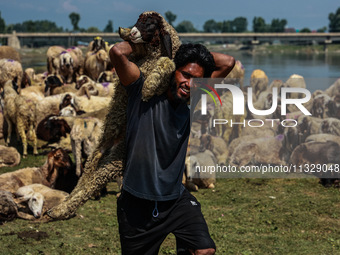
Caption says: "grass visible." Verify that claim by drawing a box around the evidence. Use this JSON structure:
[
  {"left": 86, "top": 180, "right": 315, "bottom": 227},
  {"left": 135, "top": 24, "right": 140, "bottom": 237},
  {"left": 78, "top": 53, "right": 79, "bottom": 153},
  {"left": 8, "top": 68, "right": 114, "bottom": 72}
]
[{"left": 1, "top": 152, "right": 339, "bottom": 255}]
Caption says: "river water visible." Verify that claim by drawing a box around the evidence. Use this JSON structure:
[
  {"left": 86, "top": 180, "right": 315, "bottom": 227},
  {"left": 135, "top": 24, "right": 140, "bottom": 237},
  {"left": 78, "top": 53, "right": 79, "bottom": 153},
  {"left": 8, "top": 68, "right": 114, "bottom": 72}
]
[
  {"left": 22, "top": 47, "right": 340, "bottom": 93},
  {"left": 222, "top": 51, "right": 340, "bottom": 92}
]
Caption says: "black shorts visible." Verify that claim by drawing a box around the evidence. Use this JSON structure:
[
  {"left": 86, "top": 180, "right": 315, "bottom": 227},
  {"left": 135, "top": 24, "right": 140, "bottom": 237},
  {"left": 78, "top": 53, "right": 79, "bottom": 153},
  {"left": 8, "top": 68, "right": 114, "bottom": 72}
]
[{"left": 117, "top": 189, "right": 216, "bottom": 255}]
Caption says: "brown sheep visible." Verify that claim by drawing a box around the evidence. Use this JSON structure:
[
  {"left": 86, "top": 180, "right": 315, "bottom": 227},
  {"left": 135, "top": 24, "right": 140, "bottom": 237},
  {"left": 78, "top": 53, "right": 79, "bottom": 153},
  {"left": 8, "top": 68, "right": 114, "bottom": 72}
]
[
  {"left": 0, "top": 148, "right": 76, "bottom": 193},
  {"left": 84, "top": 49, "right": 109, "bottom": 81},
  {"left": 0, "top": 46, "right": 21, "bottom": 62}
]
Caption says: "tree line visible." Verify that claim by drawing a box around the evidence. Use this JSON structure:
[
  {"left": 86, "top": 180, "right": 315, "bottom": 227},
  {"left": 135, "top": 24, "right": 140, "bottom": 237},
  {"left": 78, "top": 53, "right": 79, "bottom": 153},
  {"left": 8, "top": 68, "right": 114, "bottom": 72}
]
[{"left": 0, "top": 8, "right": 339, "bottom": 34}]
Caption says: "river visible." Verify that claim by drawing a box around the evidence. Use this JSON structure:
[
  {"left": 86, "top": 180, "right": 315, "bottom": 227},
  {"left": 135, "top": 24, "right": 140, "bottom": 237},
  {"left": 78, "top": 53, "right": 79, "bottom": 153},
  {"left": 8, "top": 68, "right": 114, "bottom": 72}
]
[
  {"left": 21, "top": 47, "right": 340, "bottom": 93},
  {"left": 221, "top": 51, "right": 340, "bottom": 92}
]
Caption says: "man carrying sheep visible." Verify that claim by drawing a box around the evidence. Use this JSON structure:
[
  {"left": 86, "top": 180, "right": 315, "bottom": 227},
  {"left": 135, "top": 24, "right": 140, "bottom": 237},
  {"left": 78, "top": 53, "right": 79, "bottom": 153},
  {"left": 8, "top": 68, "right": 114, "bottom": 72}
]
[{"left": 110, "top": 41, "right": 234, "bottom": 255}]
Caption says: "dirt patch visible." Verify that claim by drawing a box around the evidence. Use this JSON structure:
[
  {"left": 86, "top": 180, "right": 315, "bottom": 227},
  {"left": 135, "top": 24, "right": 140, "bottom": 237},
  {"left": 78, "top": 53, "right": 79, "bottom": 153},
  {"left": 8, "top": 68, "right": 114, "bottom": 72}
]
[{"left": 17, "top": 230, "right": 49, "bottom": 241}]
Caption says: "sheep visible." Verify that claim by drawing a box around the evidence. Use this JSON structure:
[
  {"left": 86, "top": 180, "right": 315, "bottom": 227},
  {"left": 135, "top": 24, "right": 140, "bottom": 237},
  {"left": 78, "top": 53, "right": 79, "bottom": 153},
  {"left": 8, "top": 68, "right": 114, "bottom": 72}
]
[
  {"left": 14, "top": 184, "right": 69, "bottom": 221},
  {"left": 46, "top": 46, "right": 66, "bottom": 75},
  {"left": 224, "top": 60, "right": 245, "bottom": 89},
  {"left": 76, "top": 75, "right": 115, "bottom": 97},
  {"left": 326, "top": 93, "right": 340, "bottom": 119},
  {"left": 1, "top": 80, "right": 38, "bottom": 158},
  {"left": 48, "top": 11, "right": 181, "bottom": 219},
  {"left": 19, "top": 82, "right": 45, "bottom": 103},
  {"left": 311, "top": 93, "right": 331, "bottom": 118},
  {"left": 289, "top": 141, "right": 340, "bottom": 185},
  {"left": 59, "top": 48, "right": 83, "bottom": 84},
  {"left": 212, "top": 90, "right": 246, "bottom": 145},
  {"left": 0, "top": 46, "right": 21, "bottom": 62},
  {"left": 59, "top": 93, "right": 111, "bottom": 113},
  {"left": 0, "top": 190, "right": 18, "bottom": 222},
  {"left": 320, "top": 117, "right": 340, "bottom": 136},
  {"left": 305, "top": 133, "right": 340, "bottom": 146},
  {"left": 36, "top": 114, "right": 71, "bottom": 144},
  {"left": 86, "top": 36, "right": 107, "bottom": 57},
  {"left": 0, "top": 145, "right": 21, "bottom": 168},
  {"left": 70, "top": 117, "right": 103, "bottom": 176},
  {"left": 84, "top": 49, "right": 110, "bottom": 81},
  {"left": 199, "top": 133, "right": 229, "bottom": 165},
  {"left": 324, "top": 78, "right": 340, "bottom": 97},
  {"left": 250, "top": 69, "right": 268, "bottom": 99},
  {"left": 284, "top": 74, "right": 307, "bottom": 99},
  {"left": 0, "top": 148, "right": 77, "bottom": 194},
  {"left": 229, "top": 135, "right": 287, "bottom": 167},
  {"left": 184, "top": 150, "right": 216, "bottom": 191},
  {"left": 0, "top": 58, "right": 23, "bottom": 88}
]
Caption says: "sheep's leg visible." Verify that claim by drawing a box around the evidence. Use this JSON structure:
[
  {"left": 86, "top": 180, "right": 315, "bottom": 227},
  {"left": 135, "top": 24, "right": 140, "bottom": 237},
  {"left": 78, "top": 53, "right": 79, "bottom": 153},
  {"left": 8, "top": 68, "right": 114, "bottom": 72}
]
[
  {"left": 47, "top": 143, "right": 125, "bottom": 220},
  {"left": 5, "top": 120, "right": 12, "bottom": 146},
  {"left": 72, "top": 139, "right": 82, "bottom": 177},
  {"left": 17, "top": 118, "right": 28, "bottom": 157}
]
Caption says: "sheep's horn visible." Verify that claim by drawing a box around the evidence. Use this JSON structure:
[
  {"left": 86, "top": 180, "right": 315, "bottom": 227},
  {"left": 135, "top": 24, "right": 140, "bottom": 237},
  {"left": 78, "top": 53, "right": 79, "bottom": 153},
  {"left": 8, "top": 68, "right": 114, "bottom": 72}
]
[{"left": 119, "top": 27, "right": 132, "bottom": 41}]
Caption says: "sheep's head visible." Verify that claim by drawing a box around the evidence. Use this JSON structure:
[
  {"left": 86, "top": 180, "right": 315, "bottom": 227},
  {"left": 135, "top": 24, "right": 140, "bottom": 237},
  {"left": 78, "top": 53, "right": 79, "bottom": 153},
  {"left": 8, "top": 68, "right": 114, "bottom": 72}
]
[
  {"left": 60, "top": 52, "right": 74, "bottom": 69},
  {"left": 76, "top": 75, "right": 91, "bottom": 89},
  {"left": 59, "top": 93, "right": 73, "bottom": 110},
  {"left": 120, "top": 11, "right": 173, "bottom": 59},
  {"left": 45, "top": 74, "right": 64, "bottom": 93},
  {"left": 96, "top": 49, "right": 109, "bottom": 63},
  {"left": 91, "top": 36, "right": 106, "bottom": 52},
  {"left": 15, "top": 187, "right": 44, "bottom": 218},
  {"left": 48, "top": 148, "right": 73, "bottom": 176}
]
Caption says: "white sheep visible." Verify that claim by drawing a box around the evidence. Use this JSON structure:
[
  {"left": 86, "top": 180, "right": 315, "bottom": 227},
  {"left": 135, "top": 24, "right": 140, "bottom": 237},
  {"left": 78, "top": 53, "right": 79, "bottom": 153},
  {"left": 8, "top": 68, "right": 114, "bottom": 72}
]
[
  {"left": 15, "top": 184, "right": 69, "bottom": 220},
  {"left": 84, "top": 49, "right": 110, "bottom": 81},
  {"left": 184, "top": 150, "right": 216, "bottom": 190},
  {"left": 1, "top": 80, "right": 38, "bottom": 157},
  {"left": 250, "top": 69, "right": 269, "bottom": 99},
  {"left": 59, "top": 49, "right": 83, "bottom": 84},
  {"left": 0, "top": 58, "right": 23, "bottom": 88},
  {"left": 76, "top": 75, "right": 115, "bottom": 97},
  {"left": 0, "top": 145, "right": 21, "bottom": 168},
  {"left": 60, "top": 93, "right": 111, "bottom": 113},
  {"left": 46, "top": 46, "right": 66, "bottom": 75},
  {"left": 70, "top": 117, "right": 103, "bottom": 176}
]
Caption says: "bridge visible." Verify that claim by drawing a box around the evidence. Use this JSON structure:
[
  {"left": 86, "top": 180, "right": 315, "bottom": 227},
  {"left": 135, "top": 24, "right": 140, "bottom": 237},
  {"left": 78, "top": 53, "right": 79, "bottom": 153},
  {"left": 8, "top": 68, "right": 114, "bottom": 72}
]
[{"left": 1, "top": 31, "right": 340, "bottom": 49}]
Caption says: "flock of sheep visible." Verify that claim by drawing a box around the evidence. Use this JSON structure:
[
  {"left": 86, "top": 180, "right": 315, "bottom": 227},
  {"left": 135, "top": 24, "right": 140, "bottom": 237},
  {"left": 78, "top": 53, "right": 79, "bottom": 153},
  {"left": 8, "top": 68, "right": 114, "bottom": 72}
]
[
  {"left": 187, "top": 68, "right": 340, "bottom": 190},
  {"left": 0, "top": 11, "right": 339, "bottom": 223},
  {"left": 0, "top": 37, "right": 116, "bottom": 222}
]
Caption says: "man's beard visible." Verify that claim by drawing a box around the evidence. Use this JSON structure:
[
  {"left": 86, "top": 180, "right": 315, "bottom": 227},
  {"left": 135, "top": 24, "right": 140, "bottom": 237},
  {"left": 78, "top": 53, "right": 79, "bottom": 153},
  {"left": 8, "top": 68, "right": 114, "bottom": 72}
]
[{"left": 170, "top": 75, "right": 189, "bottom": 104}]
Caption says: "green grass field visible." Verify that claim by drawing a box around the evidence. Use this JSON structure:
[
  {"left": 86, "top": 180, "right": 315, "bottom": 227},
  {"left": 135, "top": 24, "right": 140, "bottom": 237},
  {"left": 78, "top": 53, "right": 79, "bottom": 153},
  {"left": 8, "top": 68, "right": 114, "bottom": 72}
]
[{"left": 1, "top": 151, "right": 339, "bottom": 255}]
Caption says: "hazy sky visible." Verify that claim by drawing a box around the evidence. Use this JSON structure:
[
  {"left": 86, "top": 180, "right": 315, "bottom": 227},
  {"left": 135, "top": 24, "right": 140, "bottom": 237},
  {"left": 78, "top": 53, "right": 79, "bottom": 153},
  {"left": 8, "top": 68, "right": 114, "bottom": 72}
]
[{"left": 0, "top": 0, "right": 339, "bottom": 31}]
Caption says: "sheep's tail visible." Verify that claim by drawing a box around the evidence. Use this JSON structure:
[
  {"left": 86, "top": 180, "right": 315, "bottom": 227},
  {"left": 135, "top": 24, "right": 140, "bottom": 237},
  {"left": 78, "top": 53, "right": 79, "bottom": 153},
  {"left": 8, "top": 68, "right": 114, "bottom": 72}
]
[{"left": 47, "top": 143, "right": 125, "bottom": 220}]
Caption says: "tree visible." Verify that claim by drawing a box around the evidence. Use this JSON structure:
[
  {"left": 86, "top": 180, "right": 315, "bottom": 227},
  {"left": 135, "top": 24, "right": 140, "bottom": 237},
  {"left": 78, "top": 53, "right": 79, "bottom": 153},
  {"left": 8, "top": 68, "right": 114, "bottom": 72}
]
[
  {"left": 87, "top": 27, "right": 101, "bottom": 33},
  {"left": 203, "top": 19, "right": 220, "bottom": 32},
  {"left": 0, "top": 11, "right": 6, "bottom": 33},
  {"left": 253, "top": 17, "right": 268, "bottom": 32},
  {"left": 232, "top": 17, "right": 248, "bottom": 32},
  {"left": 165, "top": 11, "right": 177, "bottom": 26},
  {"left": 270, "top": 18, "right": 287, "bottom": 32},
  {"left": 175, "top": 21, "right": 197, "bottom": 33},
  {"left": 220, "top": 20, "right": 233, "bottom": 32},
  {"left": 69, "top": 12, "right": 80, "bottom": 31},
  {"left": 104, "top": 20, "right": 113, "bottom": 33},
  {"left": 317, "top": 26, "right": 327, "bottom": 33},
  {"left": 329, "top": 7, "right": 340, "bottom": 32},
  {"left": 300, "top": 27, "right": 311, "bottom": 33}
]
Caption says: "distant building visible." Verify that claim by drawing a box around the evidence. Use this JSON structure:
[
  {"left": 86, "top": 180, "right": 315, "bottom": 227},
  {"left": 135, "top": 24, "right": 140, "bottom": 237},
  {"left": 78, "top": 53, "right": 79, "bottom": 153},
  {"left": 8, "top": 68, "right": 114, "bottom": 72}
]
[{"left": 284, "top": 27, "right": 296, "bottom": 33}]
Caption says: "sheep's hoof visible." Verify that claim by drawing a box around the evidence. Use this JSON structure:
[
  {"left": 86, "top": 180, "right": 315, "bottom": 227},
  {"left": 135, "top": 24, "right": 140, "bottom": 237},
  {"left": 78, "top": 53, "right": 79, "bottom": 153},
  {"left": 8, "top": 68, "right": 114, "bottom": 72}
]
[
  {"left": 208, "top": 183, "right": 215, "bottom": 189},
  {"left": 23, "top": 154, "right": 27, "bottom": 159}
]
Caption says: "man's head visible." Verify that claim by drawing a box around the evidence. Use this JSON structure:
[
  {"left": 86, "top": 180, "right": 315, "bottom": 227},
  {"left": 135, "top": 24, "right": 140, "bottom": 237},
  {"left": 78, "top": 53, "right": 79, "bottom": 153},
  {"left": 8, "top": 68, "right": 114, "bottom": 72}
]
[{"left": 170, "top": 44, "right": 216, "bottom": 103}]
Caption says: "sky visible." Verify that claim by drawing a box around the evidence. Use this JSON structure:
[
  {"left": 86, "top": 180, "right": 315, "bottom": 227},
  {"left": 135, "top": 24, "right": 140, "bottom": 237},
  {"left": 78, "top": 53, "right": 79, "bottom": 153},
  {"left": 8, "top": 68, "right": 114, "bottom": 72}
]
[{"left": 0, "top": 0, "right": 339, "bottom": 32}]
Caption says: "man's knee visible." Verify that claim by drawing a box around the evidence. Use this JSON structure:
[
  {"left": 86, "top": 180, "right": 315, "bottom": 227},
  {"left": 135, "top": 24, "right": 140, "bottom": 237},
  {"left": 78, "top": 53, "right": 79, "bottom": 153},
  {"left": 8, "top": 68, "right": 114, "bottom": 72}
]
[{"left": 193, "top": 248, "right": 216, "bottom": 255}]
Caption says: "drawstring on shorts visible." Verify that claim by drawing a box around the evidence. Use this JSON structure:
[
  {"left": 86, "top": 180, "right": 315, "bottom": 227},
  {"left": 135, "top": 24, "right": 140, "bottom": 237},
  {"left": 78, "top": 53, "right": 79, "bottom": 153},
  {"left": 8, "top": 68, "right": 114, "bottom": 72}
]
[{"left": 152, "top": 201, "right": 159, "bottom": 218}]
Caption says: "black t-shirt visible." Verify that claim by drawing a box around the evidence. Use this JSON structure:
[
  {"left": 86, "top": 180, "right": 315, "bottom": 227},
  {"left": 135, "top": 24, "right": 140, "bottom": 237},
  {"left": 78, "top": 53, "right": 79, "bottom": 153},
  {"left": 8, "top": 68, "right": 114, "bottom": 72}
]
[{"left": 122, "top": 75, "right": 190, "bottom": 201}]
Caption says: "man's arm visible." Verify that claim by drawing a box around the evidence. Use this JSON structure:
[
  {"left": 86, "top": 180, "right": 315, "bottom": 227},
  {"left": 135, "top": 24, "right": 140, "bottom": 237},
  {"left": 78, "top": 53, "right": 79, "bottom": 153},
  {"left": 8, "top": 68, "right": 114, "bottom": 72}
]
[
  {"left": 109, "top": 41, "right": 141, "bottom": 86},
  {"left": 210, "top": 52, "right": 235, "bottom": 79}
]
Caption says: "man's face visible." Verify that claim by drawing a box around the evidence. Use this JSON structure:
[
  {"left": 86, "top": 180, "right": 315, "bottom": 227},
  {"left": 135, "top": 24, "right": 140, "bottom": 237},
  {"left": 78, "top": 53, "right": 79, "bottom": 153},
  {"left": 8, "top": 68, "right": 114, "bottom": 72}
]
[{"left": 173, "top": 63, "right": 204, "bottom": 103}]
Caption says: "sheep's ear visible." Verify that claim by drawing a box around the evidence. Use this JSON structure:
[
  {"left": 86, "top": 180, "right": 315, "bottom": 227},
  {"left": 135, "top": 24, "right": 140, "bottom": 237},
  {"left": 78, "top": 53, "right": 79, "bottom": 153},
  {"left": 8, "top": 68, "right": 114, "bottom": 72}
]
[{"left": 161, "top": 33, "right": 172, "bottom": 59}]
